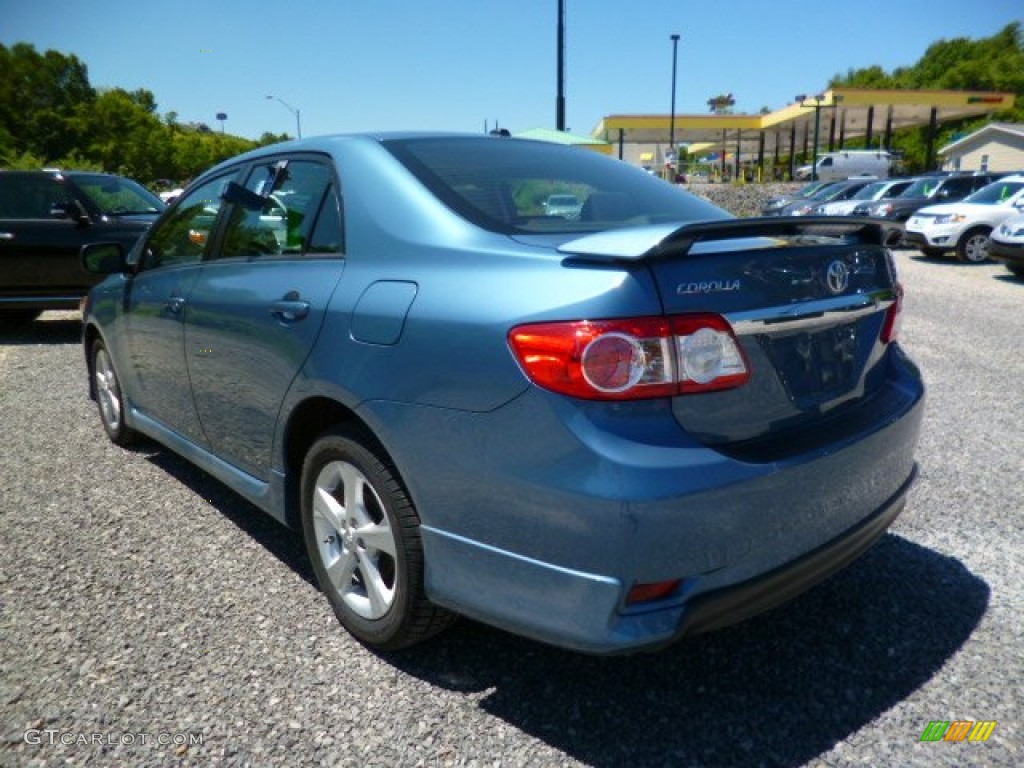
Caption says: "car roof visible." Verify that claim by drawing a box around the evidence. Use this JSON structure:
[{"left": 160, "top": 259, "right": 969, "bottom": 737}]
[{"left": 0, "top": 169, "right": 128, "bottom": 180}]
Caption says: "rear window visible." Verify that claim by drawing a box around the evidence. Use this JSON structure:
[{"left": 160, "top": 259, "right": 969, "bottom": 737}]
[{"left": 382, "top": 136, "right": 730, "bottom": 234}]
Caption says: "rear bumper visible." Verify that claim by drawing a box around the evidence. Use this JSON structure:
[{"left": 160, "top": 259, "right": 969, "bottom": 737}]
[
  {"left": 365, "top": 347, "right": 926, "bottom": 654},
  {"left": 988, "top": 240, "right": 1024, "bottom": 267},
  {"left": 671, "top": 467, "right": 914, "bottom": 639}
]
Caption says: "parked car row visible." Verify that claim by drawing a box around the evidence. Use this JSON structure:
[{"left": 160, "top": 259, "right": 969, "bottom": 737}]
[
  {"left": 760, "top": 170, "right": 1024, "bottom": 272},
  {"left": 852, "top": 172, "right": 1001, "bottom": 221},
  {"left": 761, "top": 178, "right": 880, "bottom": 216}
]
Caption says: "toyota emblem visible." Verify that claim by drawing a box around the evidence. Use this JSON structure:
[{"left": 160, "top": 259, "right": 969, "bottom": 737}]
[{"left": 826, "top": 260, "right": 850, "bottom": 294}]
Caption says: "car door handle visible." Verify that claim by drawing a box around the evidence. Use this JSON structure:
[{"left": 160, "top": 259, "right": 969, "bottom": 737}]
[{"left": 269, "top": 299, "right": 310, "bottom": 322}]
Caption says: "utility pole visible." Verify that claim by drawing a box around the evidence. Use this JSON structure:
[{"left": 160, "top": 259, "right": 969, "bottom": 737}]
[{"left": 556, "top": 0, "right": 566, "bottom": 131}]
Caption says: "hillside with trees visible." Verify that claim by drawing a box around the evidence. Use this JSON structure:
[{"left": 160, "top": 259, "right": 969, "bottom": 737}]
[
  {"left": 829, "top": 22, "right": 1024, "bottom": 171},
  {"left": 0, "top": 42, "right": 288, "bottom": 186}
]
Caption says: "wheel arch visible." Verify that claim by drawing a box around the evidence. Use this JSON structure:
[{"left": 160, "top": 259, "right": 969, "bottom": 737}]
[
  {"left": 281, "top": 396, "right": 393, "bottom": 529},
  {"left": 82, "top": 322, "right": 104, "bottom": 400},
  {"left": 957, "top": 225, "right": 993, "bottom": 262}
]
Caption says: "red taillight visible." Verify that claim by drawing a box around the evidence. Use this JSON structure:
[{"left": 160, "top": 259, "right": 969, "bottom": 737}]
[
  {"left": 508, "top": 314, "right": 750, "bottom": 400},
  {"left": 881, "top": 283, "right": 903, "bottom": 343}
]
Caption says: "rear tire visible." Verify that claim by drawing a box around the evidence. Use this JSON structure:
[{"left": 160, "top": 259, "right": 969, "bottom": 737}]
[
  {"left": 956, "top": 228, "right": 991, "bottom": 263},
  {"left": 300, "top": 427, "right": 453, "bottom": 651}
]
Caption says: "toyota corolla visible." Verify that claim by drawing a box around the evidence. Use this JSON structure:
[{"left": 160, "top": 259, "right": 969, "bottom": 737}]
[{"left": 81, "top": 133, "right": 924, "bottom": 654}]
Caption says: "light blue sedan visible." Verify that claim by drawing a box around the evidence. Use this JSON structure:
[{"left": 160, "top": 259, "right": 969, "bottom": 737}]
[{"left": 81, "top": 133, "right": 924, "bottom": 653}]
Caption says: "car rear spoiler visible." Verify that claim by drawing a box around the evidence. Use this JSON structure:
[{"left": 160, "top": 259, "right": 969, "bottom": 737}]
[{"left": 558, "top": 216, "right": 904, "bottom": 263}]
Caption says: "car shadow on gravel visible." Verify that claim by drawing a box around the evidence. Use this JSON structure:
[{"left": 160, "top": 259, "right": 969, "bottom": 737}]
[
  {"left": 140, "top": 444, "right": 315, "bottom": 585},
  {"left": 389, "top": 536, "right": 989, "bottom": 768},
  {"left": 992, "top": 272, "right": 1023, "bottom": 284},
  {"left": 907, "top": 253, "right": 990, "bottom": 267},
  {"left": 0, "top": 316, "right": 82, "bottom": 346},
  {"left": 123, "top": 446, "right": 989, "bottom": 767}
]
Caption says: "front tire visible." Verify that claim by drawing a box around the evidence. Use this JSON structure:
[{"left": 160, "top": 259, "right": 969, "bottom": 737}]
[
  {"left": 91, "top": 339, "right": 135, "bottom": 446},
  {"left": 956, "top": 227, "right": 991, "bottom": 263},
  {"left": 300, "top": 427, "right": 452, "bottom": 650}
]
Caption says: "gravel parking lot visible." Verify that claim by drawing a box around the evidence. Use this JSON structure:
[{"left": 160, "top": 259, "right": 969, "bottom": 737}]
[{"left": 1, "top": 250, "right": 1020, "bottom": 767}]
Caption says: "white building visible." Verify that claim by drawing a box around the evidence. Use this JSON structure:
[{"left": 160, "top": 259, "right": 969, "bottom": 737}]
[{"left": 938, "top": 123, "right": 1024, "bottom": 173}]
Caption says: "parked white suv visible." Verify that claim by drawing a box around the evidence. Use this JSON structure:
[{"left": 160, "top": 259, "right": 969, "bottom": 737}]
[{"left": 903, "top": 175, "right": 1024, "bottom": 262}]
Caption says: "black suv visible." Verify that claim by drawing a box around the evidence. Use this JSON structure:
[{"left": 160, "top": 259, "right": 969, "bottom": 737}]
[
  {"left": 0, "top": 170, "right": 164, "bottom": 322},
  {"left": 850, "top": 172, "right": 1001, "bottom": 221}
]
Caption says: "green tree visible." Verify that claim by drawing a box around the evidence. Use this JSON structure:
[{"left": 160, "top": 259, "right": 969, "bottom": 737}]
[{"left": 0, "top": 43, "right": 95, "bottom": 163}]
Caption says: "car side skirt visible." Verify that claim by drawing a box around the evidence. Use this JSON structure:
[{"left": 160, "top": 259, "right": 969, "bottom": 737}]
[{"left": 127, "top": 407, "right": 289, "bottom": 526}]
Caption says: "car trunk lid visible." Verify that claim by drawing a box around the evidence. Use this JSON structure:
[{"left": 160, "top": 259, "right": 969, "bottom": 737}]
[{"left": 558, "top": 217, "right": 902, "bottom": 446}]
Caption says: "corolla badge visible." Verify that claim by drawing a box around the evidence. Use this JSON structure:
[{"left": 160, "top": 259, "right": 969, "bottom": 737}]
[
  {"left": 676, "top": 279, "right": 742, "bottom": 295},
  {"left": 826, "top": 260, "right": 850, "bottom": 294}
]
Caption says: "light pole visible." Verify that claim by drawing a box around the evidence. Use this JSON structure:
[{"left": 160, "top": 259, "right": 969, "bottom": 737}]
[
  {"left": 266, "top": 95, "right": 302, "bottom": 139},
  {"left": 669, "top": 33, "right": 680, "bottom": 178},
  {"left": 796, "top": 93, "right": 826, "bottom": 181}
]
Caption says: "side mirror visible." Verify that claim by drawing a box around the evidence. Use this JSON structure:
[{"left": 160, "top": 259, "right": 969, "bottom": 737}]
[{"left": 81, "top": 242, "right": 128, "bottom": 275}]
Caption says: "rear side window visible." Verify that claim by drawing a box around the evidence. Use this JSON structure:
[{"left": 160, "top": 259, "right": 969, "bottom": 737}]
[
  {"left": 220, "top": 159, "right": 334, "bottom": 258},
  {"left": 307, "top": 186, "right": 343, "bottom": 254},
  {"left": 382, "top": 136, "right": 730, "bottom": 234},
  {"left": 0, "top": 175, "right": 74, "bottom": 219},
  {"left": 941, "top": 178, "right": 974, "bottom": 197}
]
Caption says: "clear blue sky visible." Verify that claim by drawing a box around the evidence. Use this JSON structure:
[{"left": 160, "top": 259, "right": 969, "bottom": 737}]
[{"left": 2, "top": 0, "right": 1021, "bottom": 140}]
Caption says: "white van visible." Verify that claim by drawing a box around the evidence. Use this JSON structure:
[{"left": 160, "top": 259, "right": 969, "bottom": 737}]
[{"left": 796, "top": 150, "right": 891, "bottom": 181}]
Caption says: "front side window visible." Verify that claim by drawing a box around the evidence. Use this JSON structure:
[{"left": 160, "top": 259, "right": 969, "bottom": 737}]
[
  {"left": 141, "top": 173, "right": 237, "bottom": 270},
  {"left": 851, "top": 182, "right": 886, "bottom": 200},
  {"left": 220, "top": 159, "right": 334, "bottom": 258},
  {"left": 382, "top": 136, "right": 729, "bottom": 234},
  {"left": 901, "top": 179, "right": 938, "bottom": 198}
]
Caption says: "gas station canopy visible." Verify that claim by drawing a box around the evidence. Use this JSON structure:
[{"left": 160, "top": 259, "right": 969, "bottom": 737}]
[{"left": 591, "top": 87, "right": 1016, "bottom": 168}]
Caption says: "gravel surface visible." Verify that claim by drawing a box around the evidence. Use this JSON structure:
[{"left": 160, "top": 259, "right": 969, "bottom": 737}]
[
  {"left": 688, "top": 181, "right": 805, "bottom": 217},
  {"left": 2, "top": 239, "right": 1021, "bottom": 766}
]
